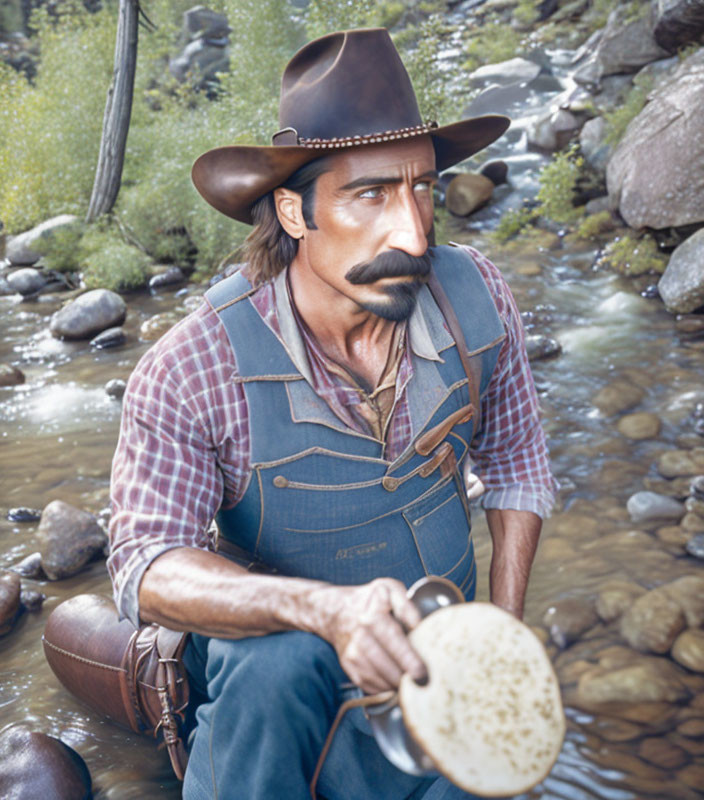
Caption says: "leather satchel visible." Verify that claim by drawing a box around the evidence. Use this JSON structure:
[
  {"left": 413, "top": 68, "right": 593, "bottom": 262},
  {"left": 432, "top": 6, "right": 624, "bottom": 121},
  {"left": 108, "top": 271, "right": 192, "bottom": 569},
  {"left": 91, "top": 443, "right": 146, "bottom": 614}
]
[{"left": 42, "top": 593, "right": 190, "bottom": 779}]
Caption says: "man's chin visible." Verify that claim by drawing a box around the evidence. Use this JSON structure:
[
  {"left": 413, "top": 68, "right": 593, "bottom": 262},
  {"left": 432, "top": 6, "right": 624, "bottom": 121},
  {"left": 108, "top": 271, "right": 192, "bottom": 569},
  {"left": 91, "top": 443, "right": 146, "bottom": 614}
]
[{"left": 360, "top": 281, "right": 421, "bottom": 322}]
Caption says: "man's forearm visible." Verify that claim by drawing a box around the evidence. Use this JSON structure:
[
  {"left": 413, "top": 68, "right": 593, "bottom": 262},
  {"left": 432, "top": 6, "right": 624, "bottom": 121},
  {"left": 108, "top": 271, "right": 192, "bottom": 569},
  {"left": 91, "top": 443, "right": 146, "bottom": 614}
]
[{"left": 485, "top": 508, "right": 541, "bottom": 619}]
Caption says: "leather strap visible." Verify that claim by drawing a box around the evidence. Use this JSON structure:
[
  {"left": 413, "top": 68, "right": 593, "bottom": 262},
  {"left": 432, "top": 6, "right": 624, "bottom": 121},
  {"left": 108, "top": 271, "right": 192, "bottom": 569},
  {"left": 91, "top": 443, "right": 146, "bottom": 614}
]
[
  {"left": 155, "top": 627, "right": 190, "bottom": 780},
  {"left": 427, "top": 271, "right": 483, "bottom": 441}
]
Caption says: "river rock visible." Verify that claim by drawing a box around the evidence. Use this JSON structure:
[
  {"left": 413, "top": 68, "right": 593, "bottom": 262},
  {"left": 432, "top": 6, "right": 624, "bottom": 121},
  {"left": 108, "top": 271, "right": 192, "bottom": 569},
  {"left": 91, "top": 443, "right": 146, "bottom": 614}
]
[
  {"left": 0, "top": 364, "right": 25, "bottom": 386},
  {"left": 686, "top": 533, "right": 704, "bottom": 559},
  {"left": 20, "top": 587, "right": 45, "bottom": 612},
  {"left": 105, "top": 378, "right": 126, "bottom": 400},
  {"left": 620, "top": 586, "right": 686, "bottom": 653},
  {"left": 638, "top": 737, "right": 688, "bottom": 770},
  {"left": 139, "top": 311, "right": 180, "bottom": 341},
  {"left": 7, "top": 507, "right": 41, "bottom": 522},
  {"left": 681, "top": 511, "right": 704, "bottom": 532},
  {"left": 469, "top": 57, "right": 542, "bottom": 87},
  {"left": 444, "top": 173, "right": 494, "bottom": 216},
  {"left": 626, "top": 491, "right": 685, "bottom": 523},
  {"left": 527, "top": 107, "right": 581, "bottom": 151},
  {"left": 37, "top": 500, "right": 107, "bottom": 580},
  {"left": 525, "top": 334, "right": 561, "bottom": 361},
  {"left": 663, "top": 575, "right": 704, "bottom": 627},
  {"left": 658, "top": 448, "right": 704, "bottom": 478},
  {"left": 6, "top": 267, "right": 47, "bottom": 296},
  {"left": 596, "top": 581, "right": 645, "bottom": 623},
  {"left": 577, "top": 655, "right": 689, "bottom": 705},
  {"left": 0, "top": 570, "right": 21, "bottom": 635},
  {"left": 607, "top": 50, "right": 704, "bottom": 230},
  {"left": 5, "top": 214, "right": 78, "bottom": 266},
  {"left": 10, "top": 551, "right": 44, "bottom": 579},
  {"left": 149, "top": 265, "right": 185, "bottom": 290},
  {"left": 579, "top": 116, "right": 610, "bottom": 172},
  {"left": 675, "top": 314, "right": 704, "bottom": 336},
  {"left": 659, "top": 227, "right": 704, "bottom": 314},
  {"left": 479, "top": 160, "right": 508, "bottom": 186},
  {"left": 592, "top": 380, "right": 645, "bottom": 415},
  {"left": 573, "top": 7, "right": 669, "bottom": 87},
  {"left": 0, "top": 726, "right": 92, "bottom": 800},
  {"left": 672, "top": 629, "right": 704, "bottom": 673},
  {"left": 90, "top": 326, "right": 126, "bottom": 349},
  {"left": 543, "top": 597, "right": 599, "bottom": 648},
  {"left": 617, "top": 412, "right": 661, "bottom": 440},
  {"left": 654, "top": 0, "right": 704, "bottom": 52},
  {"left": 50, "top": 289, "right": 127, "bottom": 341},
  {"left": 656, "top": 524, "right": 691, "bottom": 550}
]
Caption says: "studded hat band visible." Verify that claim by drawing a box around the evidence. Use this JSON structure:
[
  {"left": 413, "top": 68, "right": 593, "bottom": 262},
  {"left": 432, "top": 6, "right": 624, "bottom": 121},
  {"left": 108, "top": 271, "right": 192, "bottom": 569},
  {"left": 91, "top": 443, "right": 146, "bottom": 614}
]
[{"left": 272, "top": 121, "right": 439, "bottom": 149}]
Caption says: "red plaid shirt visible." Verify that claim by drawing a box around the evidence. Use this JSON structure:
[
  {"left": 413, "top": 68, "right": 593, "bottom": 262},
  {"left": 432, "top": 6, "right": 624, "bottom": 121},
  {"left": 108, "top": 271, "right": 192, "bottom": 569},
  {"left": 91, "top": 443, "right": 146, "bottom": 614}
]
[{"left": 108, "top": 247, "right": 555, "bottom": 625}]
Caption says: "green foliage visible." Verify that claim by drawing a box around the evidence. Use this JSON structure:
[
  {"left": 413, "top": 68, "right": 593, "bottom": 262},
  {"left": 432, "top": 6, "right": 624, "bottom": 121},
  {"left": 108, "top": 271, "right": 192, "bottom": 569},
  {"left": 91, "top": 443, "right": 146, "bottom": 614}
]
[
  {"left": 603, "top": 74, "right": 654, "bottom": 146},
  {"left": 598, "top": 234, "right": 667, "bottom": 276},
  {"left": 575, "top": 209, "right": 612, "bottom": 240},
  {"left": 402, "top": 14, "right": 456, "bottom": 123},
  {"left": 0, "top": 0, "right": 24, "bottom": 34},
  {"left": 536, "top": 145, "right": 584, "bottom": 224},
  {"left": 463, "top": 23, "right": 523, "bottom": 72},
  {"left": 33, "top": 222, "right": 85, "bottom": 272},
  {"left": 305, "top": 0, "right": 376, "bottom": 39},
  {"left": 78, "top": 226, "right": 152, "bottom": 291},
  {"left": 514, "top": 0, "right": 539, "bottom": 27},
  {"left": 490, "top": 205, "right": 537, "bottom": 243}
]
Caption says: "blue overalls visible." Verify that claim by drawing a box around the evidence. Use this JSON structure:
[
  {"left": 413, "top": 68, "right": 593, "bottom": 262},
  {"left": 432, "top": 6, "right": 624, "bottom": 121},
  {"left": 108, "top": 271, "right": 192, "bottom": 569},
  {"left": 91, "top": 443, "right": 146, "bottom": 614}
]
[{"left": 182, "top": 245, "right": 506, "bottom": 800}]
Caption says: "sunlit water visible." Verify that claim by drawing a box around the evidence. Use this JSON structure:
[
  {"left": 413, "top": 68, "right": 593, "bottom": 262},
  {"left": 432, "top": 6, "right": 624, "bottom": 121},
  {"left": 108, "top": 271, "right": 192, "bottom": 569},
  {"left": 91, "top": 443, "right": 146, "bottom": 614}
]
[{"left": 2, "top": 43, "right": 703, "bottom": 800}]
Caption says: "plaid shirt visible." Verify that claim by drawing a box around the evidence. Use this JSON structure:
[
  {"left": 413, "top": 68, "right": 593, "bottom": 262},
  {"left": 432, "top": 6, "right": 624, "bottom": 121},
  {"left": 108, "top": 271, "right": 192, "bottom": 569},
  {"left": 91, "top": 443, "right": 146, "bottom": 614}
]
[{"left": 108, "top": 246, "right": 555, "bottom": 626}]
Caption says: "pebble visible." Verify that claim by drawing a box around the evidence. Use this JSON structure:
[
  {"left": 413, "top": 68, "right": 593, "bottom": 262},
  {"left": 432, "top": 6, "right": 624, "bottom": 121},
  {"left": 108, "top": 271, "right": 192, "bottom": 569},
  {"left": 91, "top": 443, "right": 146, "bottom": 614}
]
[
  {"left": 0, "top": 570, "right": 21, "bottom": 635},
  {"left": 149, "top": 265, "right": 185, "bottom": 289},
  {"left": 691, "top": 475, "right": 704, "bottom": 500},
  {"left": 6, "top": 267, "right": 47, "bottom": 296},
  {"left": 663, "top": 575, "right": 704, "bottom": 627},
  {"left": 10, "top": 551, "right": 44, "bottom": 579},
  {"left": 685, "top": 495, "right": 704, "bottom": 515},
  {"left": 626, "top": 491, "right": 684, "bottom": 523},
  {"left": 525, "top": 334, "right": 561, "bottom": 361},
  {"left": 7, "top": 507, "right": 41, "bottom": 522},
  {"left": 677, "top": 716, "right": 704, "bottom": 737},
  {"left": 616, "top": 412, "right": 661, "bottom": 440},
  {"left": 655, "top": 524, "right": 691, "bottom": 550},
  {"left": 681, "top": 511, "right": 704, "bottom": 532},
  {"left": 543, "top": 597, "right": 599, "bottom": 649},
  {"left": 0, "top": 364, "right": 25, "bottom": 386},
  {"left": 577, "top": 656, "right": 689, "bottom": 705},
  {"left": 479, "top": 159, "right": 509, "bottom": 186},
  {"left": 620, "top": 587, "right": 685, "bottom": 654},
  {"left": 37, "top": 500, "right": 108, "bottom": 580},
  {"left": 19, "top": 588, "right": 45, "bottom": 612},
  {"left": 675, "top": 315, "right": 704, "bottom": 336},
  {"left": 657, "top": 448, "right": 704, "bottom": 478},
  {"left": 592, "top": 381, "right": 645, "bottom": 416},
  {"left": 444, "top": 173, "right": 494, "bottom": 217},
  {"left": 596, "top": 581, "right": 645, "bottom": 623},
  {"left": 90, "top": 326, "right": 126, "bottom": 349},
  {"left": 685, "top": 533, "right": 704, "bottom": 559},
  {"left": 637, "top": 737, "right": 687, "bottom": 770},
  {"left": 105, "top": 378, "right": 126, "bottom": 400},
  {"left": 140, "top": 311, "right": 180, "bottom": 341}
]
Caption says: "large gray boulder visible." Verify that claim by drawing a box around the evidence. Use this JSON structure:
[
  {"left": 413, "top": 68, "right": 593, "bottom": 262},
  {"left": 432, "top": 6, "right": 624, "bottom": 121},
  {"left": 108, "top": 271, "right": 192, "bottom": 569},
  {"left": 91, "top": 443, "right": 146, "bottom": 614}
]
[
  {"left": 573, "top": 7, "right": 670, "bottom": 87},
  {"left": 607, "top": 49, "right": 704, "bottom": 229},
  {"left": 658, "top": 227, "right": 704, "bottom": 313},
  {"left": 653, "top": 0, "right": 704, "bottom": 53},
  {"left": 49, "top": 289, "right": 126, "bottom": 340},
  {"left": 38, "top": 500, "right": 107, "bottom": 580},
  {"left": 5, "top": 215, "right": 79, "bottom": 266},
  {"left": 169, "top": 5, "right": 230, "bottom": 88}
]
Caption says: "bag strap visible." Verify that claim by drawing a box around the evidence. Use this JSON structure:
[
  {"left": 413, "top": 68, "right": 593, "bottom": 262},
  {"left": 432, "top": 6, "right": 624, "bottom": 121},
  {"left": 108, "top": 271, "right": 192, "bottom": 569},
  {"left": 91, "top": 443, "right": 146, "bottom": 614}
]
[
  {"left": 155, "top": 627, "right": 190, "bottom": 780},
  {"left": 427, "top": 270, "right": 483, "bottom": 441}
]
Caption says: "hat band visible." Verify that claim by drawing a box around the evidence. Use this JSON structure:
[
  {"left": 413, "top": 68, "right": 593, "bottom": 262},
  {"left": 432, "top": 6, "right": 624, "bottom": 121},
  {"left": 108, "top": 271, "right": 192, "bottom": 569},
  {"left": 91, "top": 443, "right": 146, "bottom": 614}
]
[{"left": 272, "top": 121, "right": 438, "bottom": 149}]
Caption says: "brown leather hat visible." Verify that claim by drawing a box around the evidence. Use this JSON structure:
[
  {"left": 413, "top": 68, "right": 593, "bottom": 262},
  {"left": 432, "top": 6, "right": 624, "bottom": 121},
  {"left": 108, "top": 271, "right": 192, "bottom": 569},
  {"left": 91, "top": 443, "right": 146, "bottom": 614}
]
[{"left": 192, "top": 28, "right": 510, "bottom": 224}]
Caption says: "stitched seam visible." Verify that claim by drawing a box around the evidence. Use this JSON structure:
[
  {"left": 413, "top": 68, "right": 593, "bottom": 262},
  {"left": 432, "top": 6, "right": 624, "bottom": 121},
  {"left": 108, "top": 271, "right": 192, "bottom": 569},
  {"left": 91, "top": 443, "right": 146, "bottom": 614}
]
[
  {"left": 411, "top": 491, "right": 458, "bottom": 526},
  {"left": 43, "top": 638, "right": 126, "bottom": 673},
  {"left": 466, "top": 333, "right": 506, "bottom": 358},
  {"left": 212, "top": 285, "right": 258, "bottom": 312},
  {"left": 233, "top": 374, "right": 304, "bottom": 383},
  {"left": 254, "top": 467, "right": 265, "bottom": 557},
  {"left": 403, "top": 513, "right": 429, "bottom": 576},
  {"left": 276, "top": 477, "right": 382, "bottom": 491},
  {"left": 253, "top": 446, "right": 389, "bottom": 469}
]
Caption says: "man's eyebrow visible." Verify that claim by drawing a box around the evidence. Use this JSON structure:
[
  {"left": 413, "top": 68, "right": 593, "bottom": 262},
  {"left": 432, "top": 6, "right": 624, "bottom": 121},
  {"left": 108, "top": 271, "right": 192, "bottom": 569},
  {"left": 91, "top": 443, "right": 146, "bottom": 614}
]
[{"left": 338, "top": 170, "right": 439, "bottom": 192}]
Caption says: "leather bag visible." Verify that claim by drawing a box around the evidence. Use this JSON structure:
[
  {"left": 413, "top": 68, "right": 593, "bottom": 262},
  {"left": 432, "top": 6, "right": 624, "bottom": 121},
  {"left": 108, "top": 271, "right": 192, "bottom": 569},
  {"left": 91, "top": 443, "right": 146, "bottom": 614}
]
[{"left": 42, "top": 593, "right": 190, "bottom": 779}]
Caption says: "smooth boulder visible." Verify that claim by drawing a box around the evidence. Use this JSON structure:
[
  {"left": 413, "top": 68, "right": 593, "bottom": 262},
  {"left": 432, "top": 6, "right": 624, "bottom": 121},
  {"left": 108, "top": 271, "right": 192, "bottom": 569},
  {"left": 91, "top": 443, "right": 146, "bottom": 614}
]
[
  {"left": 653, "top": 0, "right": 704, "bottom": 52},
  {"left": 659, "top": 227, "right": 704, "bottom": 314},
  {"left": 5, "top": 214, "right": 78, "bottom": 266},
  {"left": 50, "top": 289, "right": 126, "bottom": 341},
  {"left": 543, "top": 597, "right": 599, "bottom": 649},
  {"left": 38, "top": 500, "right": 107, "bottom": 580},
  {"left": 0, "top": 570, "right": 21, "bottom": 635},
  {"left": 6, "top": 267, "right": 47, "bottom": 296},
  {"left": 0, "top": 364, "right": 25, "bottom": 386},
  {"left": 607, "top": 50, "right": 704, "bottom": 229},
  {"left": 671, "top": 629, "right": 704, "bottom": 672},
  {"left": 626, "top": 491, "right": 685, "bottom": 523},
  {"left": 444, "top": 173, "right": 494, "bottom": 217},
  {"left": 577, "top": 655, "right": 688, "bottom": 705},
  {"left": 620, "top": 586, "right": 685, "bottom": 653}
]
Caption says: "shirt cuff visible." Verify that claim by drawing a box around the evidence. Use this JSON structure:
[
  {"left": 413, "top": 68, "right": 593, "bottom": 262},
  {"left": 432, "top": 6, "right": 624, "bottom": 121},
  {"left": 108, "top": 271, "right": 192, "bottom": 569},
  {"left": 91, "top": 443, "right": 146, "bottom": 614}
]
[{"left": 480, "top": 483, "right": 555, "bottom": 519}]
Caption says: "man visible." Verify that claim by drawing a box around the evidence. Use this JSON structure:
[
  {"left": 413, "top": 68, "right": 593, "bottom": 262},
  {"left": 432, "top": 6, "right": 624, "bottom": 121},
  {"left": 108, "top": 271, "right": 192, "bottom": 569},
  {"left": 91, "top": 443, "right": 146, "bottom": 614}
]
[{"left": 108, "top": 28, "right": 554, "bottom": 799}]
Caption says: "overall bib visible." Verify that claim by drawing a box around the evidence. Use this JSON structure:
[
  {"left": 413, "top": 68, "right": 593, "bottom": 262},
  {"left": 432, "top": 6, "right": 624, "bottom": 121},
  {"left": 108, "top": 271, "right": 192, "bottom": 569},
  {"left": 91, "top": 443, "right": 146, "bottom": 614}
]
[{"left": 182, "top": 245, "right": 506, "bottom": 800}]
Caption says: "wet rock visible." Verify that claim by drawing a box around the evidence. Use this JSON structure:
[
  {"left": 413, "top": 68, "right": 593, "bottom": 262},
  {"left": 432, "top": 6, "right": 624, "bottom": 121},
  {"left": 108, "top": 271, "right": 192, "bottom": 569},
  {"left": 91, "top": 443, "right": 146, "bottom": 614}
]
[
  {"left": 577, "top": 655, "right": 689, "bottom": 705},
  {"left": 7, "top": 507, "right": 41, "bottom": 522},
  {"left": 663, "top": 575, "right": 704, "bottom": 627},
  {"left": 617, "top": 412, "right": 661, "bottom": 440},
  {"left": 38, "top": 500, "right": 107, "bottom": 580},
  {"left": 527, "top": 107, "right": 581, "bottom": 151},
  {"left": 50, "top": 289, "right": 127, "bottom": 341},
  {"left": 686, "top": 533, "right": 704, "bottom": 559},
  {"left": 620, "top": 587, "right": 686, "bottom": 654},
  {"left": 681, "top": 511, "right": 704, "bottom": 532},
  {"left": 0, "top": 570, "right": 21, "bottom": 635},
  {"left": 657, "top": 448, "right": 704, "bottom": 478},
  {"left": 592, "top": 380, "right": 645, "bottom": 415},
  {"left": 444, "top": 173, "right": 494, "bottom": 216},
  {"left": 0, "top": 726, "right": 92, "bottom": 800},
  {"left": 573, "top": 7, "right": 669, "bottom": 86},
  {"left": 20, "top": 587, "right": 45, "bottom": 612},
  {"left": 10, "top": 551, "right": 44, "bottom": 579},
  {"left": 653, "top": 0, "right": 704, "bottom": 52},
  {"left": 677, "top": 763, "right": 704, "bottom": 791},
  {"left": 139, "top": 311, "right": 180, "bottom": 341},
  {"left": 644, "top": 476, "right": 692, "bottom": 498},
  {"left": 638, "top": 737, "right": 688, "bottom": 770},
  {"left": 675, "top": 314, "right": 704, "bottom": 336},
  {"left": 626, "top": 491, "right": 685, "bottom": 523},
  {"left": 479, "top": 160, "right": 508, "bottom": 186},
  {"left": 468, "top": 57, "right": 541, "bottom": 87},
  {"left": 607, "top": 50, "right": 704, "bottom": 229},
  {"left": 543, "top": 597, "right": 599, "bottom": 649},
  {"left": 596, "top": 581, "right": 646, "bottom": 623},
  {"left": 90, "top": 326, "right": 126, "bottom": 350},
  {"left": 149, "top": 265, "right": 186, "bottom": 290},
  {"left": 5, "top": 214, "right": 79, "bottom": 266},
  {"left": 656, "top": 524, "right": 691, "bottom": 550},
  {"left": 677, "top": 717, "right": 704, "bottom": 737},
  {"left": 659, "top": 228, "right": 704, "bottom": 314},
  {"left": 579, "top": 116, "right": 610, "bottom": 172},
  {"left": 692, "top": 474, "right": 704, "bottom": 499},
  {"left": 6, "top": 267, "right": 47, "bottom": 296},
  {"left": 525, "top": 334, "right": 561, "bottom": 361},
  {"left": 0, "top": 364, "right": 25, "bottom": 386},
  {"left": 105, "top": 378, "right": 126, "bottom": 400}
]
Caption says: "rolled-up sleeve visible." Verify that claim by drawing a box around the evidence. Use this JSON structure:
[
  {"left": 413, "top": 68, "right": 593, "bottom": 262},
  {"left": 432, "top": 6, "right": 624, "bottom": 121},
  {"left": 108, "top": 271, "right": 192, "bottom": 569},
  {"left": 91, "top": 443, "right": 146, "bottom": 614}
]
[{"left": 465, "top": 247, "right": 557, "bottom": 519}]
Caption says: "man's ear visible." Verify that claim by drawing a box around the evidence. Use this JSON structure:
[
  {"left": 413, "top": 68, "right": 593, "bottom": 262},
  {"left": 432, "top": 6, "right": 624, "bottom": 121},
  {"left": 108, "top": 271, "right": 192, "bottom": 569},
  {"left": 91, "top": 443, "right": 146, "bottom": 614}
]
[{"left": 273, "top": 188, "right": 306, "bottom": 239}]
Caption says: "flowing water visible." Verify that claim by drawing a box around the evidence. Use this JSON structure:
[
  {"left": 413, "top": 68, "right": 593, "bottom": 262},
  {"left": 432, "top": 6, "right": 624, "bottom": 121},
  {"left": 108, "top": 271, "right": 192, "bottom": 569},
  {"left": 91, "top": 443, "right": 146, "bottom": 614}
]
[{"left": 1, "top": 42, "right": 703, "bottom": 800}]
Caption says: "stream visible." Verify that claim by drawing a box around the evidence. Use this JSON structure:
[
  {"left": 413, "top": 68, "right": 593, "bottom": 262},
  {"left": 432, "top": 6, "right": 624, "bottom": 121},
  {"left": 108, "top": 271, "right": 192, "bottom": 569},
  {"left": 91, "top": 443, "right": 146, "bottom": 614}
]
[{"left": 1, "top": 36, "right": 703, "bottom": 800}]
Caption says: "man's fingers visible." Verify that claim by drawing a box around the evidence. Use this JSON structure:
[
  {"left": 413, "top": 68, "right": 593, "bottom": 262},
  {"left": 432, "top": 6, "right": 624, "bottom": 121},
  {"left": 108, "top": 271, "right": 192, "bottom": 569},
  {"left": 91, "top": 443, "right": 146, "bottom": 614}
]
[{"left": 389, "top": 588, "right": 422, "bottom": 632}]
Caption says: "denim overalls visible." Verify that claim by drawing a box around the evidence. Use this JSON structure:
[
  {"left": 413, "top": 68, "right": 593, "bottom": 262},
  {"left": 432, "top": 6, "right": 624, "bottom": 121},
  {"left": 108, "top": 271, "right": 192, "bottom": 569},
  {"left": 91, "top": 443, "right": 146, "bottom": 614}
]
[{"left": 205, "top": 244, "right": 505, "bottom": 600}]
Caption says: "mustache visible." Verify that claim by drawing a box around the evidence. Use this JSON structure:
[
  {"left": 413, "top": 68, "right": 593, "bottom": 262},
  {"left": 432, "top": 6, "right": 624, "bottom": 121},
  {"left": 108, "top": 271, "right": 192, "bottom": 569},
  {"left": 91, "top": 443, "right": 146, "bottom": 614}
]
[{"left": 344, "top": 249, "right": 432, "bottom": 285}]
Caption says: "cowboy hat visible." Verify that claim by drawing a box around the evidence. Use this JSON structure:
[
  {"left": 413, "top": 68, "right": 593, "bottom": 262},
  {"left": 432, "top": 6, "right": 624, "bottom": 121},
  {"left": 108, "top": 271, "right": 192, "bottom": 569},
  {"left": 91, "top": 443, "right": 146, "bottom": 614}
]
[{"left": 192, "top": 28, "right": 510, "bottom": 224}]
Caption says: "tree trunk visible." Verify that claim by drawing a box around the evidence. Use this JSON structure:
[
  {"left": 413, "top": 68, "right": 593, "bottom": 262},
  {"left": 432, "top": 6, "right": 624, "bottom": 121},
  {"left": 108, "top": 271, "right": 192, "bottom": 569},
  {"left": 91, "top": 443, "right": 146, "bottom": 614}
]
[{"left": 86, "top": 0, "right": 139, "bottom": 222}]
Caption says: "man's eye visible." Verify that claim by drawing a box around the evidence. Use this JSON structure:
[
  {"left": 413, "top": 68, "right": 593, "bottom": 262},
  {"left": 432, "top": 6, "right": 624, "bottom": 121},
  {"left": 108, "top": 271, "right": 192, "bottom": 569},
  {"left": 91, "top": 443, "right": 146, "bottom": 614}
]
[
  {"left": 414, "top": 181, "right": 432, "bottom": 192},
  {"left": 359, "top": 187, "right": 383, "bottom": 199}
]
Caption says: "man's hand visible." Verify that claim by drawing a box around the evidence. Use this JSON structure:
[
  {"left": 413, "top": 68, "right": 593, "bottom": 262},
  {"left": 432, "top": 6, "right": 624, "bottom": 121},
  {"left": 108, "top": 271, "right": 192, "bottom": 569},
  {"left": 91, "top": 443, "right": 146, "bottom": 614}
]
[{"left": 316, "top": 578, "right": 427, "bottom": 694}]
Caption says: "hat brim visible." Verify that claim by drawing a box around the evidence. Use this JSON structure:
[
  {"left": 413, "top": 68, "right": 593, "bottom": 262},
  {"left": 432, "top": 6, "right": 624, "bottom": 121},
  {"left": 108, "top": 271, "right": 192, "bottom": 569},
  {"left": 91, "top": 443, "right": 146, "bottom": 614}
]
[{"left": 191, "top": 114, "right": 510, "bottom": 225}]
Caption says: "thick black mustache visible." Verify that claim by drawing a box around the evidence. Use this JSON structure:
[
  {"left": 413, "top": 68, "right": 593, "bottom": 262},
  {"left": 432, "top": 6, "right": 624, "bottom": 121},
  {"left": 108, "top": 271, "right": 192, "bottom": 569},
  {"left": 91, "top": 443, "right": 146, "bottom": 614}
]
[{"left": 344, "top": 249, "right": 432, "bottom": 285}]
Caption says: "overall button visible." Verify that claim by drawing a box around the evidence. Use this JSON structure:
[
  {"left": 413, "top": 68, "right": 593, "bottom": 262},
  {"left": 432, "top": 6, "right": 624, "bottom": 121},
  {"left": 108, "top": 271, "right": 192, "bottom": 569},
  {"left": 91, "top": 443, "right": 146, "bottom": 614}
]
[
  {"left": 382, "top": 475, "right": 400, "bottom": 492},
  {"left": 273, "top": 475, "right": 289, "bottom": 488}
]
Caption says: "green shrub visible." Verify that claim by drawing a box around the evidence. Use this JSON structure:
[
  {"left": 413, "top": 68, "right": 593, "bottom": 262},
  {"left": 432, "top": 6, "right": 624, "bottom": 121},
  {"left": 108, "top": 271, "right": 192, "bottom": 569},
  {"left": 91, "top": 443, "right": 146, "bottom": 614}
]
[
  {"left": 514, "top": 0, "right": 539, "bottom": 27},
  {"left": 463, "top": 23, "right": 524, "bottom": 73},
  {"left": 33, "top": 222, "right": 86, "bottom": 272},
  {"left": 490, "top": 205, "right": 537, "bottom": 243},
  {"left": 575, "top": 210, "right": 612, "bottom": 240},
  {"left": 598, "top": 234, "right": 667, "bottom": 276},
  {"left": 536, "top": 145, "right": 585, "bottom": 224},
  {"left": 603, "top": 74, "right": 654, "bottom": 146},
  {"left": 78, "top": 227, "right": 152, "bottom": 291}
]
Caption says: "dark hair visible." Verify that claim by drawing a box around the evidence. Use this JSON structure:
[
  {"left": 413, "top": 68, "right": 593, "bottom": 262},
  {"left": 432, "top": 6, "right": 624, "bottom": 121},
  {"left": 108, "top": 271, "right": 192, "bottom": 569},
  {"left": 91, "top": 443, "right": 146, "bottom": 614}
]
[{"left": 242, "top": 157, "right": 331, "bottom": 285}]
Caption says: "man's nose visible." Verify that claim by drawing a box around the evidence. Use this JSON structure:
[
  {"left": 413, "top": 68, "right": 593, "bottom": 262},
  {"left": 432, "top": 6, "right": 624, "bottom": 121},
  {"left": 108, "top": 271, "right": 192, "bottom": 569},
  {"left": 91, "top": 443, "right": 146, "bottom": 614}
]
[{"left": 386, "top": 189, "right": 428, "bottom": 257}]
